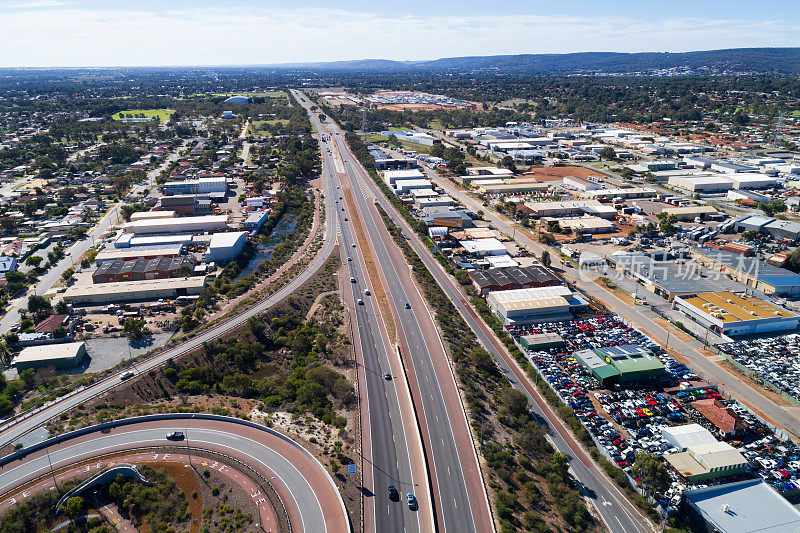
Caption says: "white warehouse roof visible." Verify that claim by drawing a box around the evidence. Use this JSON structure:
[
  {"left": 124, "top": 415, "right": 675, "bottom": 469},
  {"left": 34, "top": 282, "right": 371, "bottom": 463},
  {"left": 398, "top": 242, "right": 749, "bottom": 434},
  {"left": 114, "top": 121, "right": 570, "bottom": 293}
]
[
  {"left": 123, "top": 215, "right": 229, "bottom": 235},
  {"left": 209, "top": 231, "right": 247, "bottom": 248},
  {"left": 662, "top": 424, "right": 717, "bottom": 451}
]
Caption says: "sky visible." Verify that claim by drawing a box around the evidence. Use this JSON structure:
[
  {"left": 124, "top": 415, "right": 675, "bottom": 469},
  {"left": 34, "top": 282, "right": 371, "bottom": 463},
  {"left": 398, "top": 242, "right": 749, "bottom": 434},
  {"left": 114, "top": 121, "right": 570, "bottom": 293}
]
[{"left": 1, "top": 0, "right": 800, "bottom": 67}]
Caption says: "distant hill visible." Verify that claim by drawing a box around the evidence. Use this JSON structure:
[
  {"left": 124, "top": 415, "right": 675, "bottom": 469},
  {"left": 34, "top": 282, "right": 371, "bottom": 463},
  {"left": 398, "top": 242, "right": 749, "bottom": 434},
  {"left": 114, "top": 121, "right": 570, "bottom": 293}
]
[{"left": 273, "top": 48, "right": 800, "bottom": 75}]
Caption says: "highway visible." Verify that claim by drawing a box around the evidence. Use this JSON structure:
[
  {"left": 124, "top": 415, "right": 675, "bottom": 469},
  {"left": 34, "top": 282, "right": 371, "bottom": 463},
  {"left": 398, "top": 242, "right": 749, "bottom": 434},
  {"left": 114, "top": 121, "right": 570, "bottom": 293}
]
[
  {"left": 324, "top": 120, "right": 655, "bottom": 531},
  {"left": 0, "top": 415, "right": 349, "bottom": 533},
  {"left": 307, "top": 107, "right": 425, "bottom": 532},
  {"left": 307, "top": 95, "right": 494, "bottom": 532}
]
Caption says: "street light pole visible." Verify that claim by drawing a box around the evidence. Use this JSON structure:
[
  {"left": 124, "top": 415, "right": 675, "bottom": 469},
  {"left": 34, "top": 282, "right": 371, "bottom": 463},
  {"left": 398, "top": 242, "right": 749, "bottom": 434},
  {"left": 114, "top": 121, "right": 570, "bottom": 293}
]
[{"left": 45, "top": 444, "right": 60, "bottom": 494}]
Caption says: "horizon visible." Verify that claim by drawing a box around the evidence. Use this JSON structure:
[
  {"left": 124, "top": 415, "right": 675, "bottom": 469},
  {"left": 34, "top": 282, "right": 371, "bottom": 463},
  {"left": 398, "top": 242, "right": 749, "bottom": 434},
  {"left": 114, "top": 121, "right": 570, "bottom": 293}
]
[
  {"left": 2, "top": 0, "right": 800, "bottom": 67},
  {"left": 0, "top": 46, "right": 798, "bottom": 71}
]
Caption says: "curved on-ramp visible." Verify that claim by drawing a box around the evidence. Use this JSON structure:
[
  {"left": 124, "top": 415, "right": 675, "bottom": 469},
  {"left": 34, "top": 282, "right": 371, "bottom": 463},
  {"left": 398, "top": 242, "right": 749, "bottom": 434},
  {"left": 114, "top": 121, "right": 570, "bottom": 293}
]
[{"left": 0, "top": 414, "right": 350, "bottom": 533}]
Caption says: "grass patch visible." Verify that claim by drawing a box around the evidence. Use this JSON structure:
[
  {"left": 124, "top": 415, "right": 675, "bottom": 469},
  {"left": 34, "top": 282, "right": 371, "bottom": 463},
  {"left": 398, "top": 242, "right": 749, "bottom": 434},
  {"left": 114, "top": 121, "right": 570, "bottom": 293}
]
[{"left": 112, "top": 108, "right": 175, "bottom": 121}]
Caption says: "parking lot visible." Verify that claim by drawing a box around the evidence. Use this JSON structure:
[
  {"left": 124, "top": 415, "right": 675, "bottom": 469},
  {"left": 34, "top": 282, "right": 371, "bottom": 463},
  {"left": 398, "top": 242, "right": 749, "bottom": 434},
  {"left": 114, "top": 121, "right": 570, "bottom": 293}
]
[
  {"left": 513, "top": 315, "right": 800, "bottom": 511},
  {"left": 716, "top": 334, "right": 800, "bottom": 404}
]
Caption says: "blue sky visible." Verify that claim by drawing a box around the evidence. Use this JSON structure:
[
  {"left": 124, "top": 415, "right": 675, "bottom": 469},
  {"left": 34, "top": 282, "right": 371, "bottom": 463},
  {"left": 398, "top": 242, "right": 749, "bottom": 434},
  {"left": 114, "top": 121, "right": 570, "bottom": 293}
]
[{"left": 1, "top": 0, "right": 799, "bottom": 67}]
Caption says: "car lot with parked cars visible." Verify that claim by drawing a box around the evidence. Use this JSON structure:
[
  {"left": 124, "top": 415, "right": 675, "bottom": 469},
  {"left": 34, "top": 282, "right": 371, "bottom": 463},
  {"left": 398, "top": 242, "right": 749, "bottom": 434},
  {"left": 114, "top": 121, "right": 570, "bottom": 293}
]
[
  {"left": 716, "top": 334, "right": 800, "bottom": 403},
  {"left": 515, "top": 315, "right": 800, "bottom": 512}
]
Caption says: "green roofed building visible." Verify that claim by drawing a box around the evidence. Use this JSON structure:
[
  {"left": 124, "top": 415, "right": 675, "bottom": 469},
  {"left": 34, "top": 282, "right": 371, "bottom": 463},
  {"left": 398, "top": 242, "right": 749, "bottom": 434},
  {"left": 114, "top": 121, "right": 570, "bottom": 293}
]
[
  {"left": 574, "top": 344, "right": 666, "bottom": 386},
  {"left": 520, "top": 333, "right": 564, "bottom": 351}
]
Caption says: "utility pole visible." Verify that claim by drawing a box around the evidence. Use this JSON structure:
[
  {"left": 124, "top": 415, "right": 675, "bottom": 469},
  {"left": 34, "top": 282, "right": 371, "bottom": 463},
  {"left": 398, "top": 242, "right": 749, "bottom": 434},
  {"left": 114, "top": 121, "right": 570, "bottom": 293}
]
[{"left": 46, "top": 444, "right": 60, "bottom": 494}]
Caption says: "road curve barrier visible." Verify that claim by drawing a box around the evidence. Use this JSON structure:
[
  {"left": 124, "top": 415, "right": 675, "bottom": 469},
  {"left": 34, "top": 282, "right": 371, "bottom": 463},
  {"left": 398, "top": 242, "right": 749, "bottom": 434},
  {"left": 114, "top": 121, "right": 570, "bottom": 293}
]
[{"left": 0, "top": 413, "right": 351, "bottom": 532}]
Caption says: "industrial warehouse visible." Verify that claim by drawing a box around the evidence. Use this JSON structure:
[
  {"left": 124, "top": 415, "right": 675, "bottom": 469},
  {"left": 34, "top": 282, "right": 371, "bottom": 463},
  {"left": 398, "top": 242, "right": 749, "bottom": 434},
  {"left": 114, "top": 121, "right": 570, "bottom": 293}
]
[
  {"left": 573, "top": 344, "right": 667, "bottom": 386},
  {"left": 487, "top": 286, "right": 590, "bottom": 325},
  {"left": 674, "top": 291, "right": 800, "bottom": 336}
]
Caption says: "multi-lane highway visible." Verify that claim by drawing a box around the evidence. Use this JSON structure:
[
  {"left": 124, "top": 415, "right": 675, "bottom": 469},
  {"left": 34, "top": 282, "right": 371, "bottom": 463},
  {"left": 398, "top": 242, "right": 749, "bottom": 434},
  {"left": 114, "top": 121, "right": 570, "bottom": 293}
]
[
  {"left": 0, "top": 415, "right": 349, "bottom": 533},
  {"left": 305, "top": 102, "right": 429, "bottom": 533},
  {"left": 301, "top": 92, "right": 494, "bottom": 533},
  {"left": 313, "top": 104, "right": 656, "bottom": 532}
]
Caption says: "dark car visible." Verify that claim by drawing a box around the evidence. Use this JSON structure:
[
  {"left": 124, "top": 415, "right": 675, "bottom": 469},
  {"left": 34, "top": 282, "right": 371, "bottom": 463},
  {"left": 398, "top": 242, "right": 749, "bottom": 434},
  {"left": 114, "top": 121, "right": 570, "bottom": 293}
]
[
  {"left": 166, "top": 431, "right": 184, "bottom": 441},
  {"left": 405, "top": 302, "right": 411, "bottom": 309},
  {"left": 406, "top": 493, "right": 417, "bottom": 509},
  {"left": 388, "top": 485, "right": 399, "bottom": 501}
]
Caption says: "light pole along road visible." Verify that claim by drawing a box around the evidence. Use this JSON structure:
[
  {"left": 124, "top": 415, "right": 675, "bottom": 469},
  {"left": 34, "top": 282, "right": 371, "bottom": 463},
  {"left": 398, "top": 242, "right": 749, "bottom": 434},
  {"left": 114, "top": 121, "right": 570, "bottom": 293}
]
[
  {"left": 309, "top": 97, "right": 657, "bottom": 532},
  {"left": 0, "top": 415, "right": 350, "bottom": 533},
  {"left": 299, "top": 91, "right": 495, "bottom": 533}
]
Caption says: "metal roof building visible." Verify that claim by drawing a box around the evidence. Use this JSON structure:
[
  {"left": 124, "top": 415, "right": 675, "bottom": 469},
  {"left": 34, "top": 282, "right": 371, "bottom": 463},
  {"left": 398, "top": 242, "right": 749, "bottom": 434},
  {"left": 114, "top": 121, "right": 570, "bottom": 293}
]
[
  {"left": 691, "top": 247, "right": 800, "bottom": 295},
  {"left": 206, "top": 231, "right": 248, "bottom": 262},
  {"left": 122, "top": 215, "right": 229, "bottom": 235},
  {"left": 674, "top": 291, "right": 799, "bottom": 336},
  {"left": 487, "top": 286, "right": 588, "bottom": 325},
  {"left": 574, "top": 344, "right": 666, "bottom": 385},
  {"left": 62, "top": 277, "right": 206, "bottom": 304},
  {"left": 14, "top": 341, "right": 87, "bottom": 371},
  {"left": 607, "top": 253, "right": 714, "bottom": 301},
  {"left": 681, "top": 479, "right": 800, "bottom": 533}
]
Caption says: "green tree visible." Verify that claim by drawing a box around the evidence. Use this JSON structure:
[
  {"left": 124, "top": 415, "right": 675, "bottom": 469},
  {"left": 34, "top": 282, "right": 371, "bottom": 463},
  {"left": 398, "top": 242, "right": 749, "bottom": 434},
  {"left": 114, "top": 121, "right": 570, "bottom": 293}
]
[
  {"left": 61, "top": 496, "right": 85, "bottom": 517},
  {"left": 24, "top": 255, "right": 43, "bottom": 268},
  {"left": 656, "top": 212, "right": 679, "bottom": 233},
  {"left": 123, "top": 317, "right": 150, "bottom": 340},
  {"left": 541, "top": 250, "right": 551, "bottom": 268},
  {"left": 599, "top": 146, "right": 616, "bottom": 161},
  {"left": 500, "top": 155, "right": 517, "bottom": 173},
  {"left": 27, "top": 294, "right": 51, "bottom": 316},
  {"left": 631, "top": 452, "right": 670, "bottom": 495},
  {"left": 759, "top": 199, "right": 787, "bottom": 217},
  {"left": 61, "top": 267, "right": 75, "bottom": 283},
  {"left": 742, "top": 229, "right": 760, "bottom": 242}
]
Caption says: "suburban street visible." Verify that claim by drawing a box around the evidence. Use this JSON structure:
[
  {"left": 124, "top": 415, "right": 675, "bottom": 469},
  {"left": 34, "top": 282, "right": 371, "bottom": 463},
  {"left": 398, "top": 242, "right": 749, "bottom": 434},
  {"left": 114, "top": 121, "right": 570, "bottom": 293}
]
[{"left": 0, "top": 142, "right": 187, "bottom": 335}]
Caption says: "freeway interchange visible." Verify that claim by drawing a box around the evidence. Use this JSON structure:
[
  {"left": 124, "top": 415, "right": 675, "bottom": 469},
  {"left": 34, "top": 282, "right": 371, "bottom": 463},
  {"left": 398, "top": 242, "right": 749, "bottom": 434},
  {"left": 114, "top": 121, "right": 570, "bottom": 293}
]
[{"left": 0, "top": 91, "right": 655, "bottom": 533}]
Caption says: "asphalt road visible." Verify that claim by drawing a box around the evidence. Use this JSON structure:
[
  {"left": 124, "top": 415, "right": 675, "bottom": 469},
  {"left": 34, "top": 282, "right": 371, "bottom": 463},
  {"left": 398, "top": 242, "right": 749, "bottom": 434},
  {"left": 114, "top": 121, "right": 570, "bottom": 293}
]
[
  {"left": 319, "top": 116, "right": 492, "bottom": 530},
  {"left": 305, "top": 100, "right": 422, "bottom": 533},
  {"left": 0, "top": 416, "right": 349, "bottom": 533}
]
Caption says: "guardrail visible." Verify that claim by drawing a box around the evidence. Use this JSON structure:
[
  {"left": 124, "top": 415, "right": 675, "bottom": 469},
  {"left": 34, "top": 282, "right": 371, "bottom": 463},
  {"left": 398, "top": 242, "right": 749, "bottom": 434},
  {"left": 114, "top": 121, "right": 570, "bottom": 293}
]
[{"left": 0, "top": 413, "right": 351, "bottom": 532}]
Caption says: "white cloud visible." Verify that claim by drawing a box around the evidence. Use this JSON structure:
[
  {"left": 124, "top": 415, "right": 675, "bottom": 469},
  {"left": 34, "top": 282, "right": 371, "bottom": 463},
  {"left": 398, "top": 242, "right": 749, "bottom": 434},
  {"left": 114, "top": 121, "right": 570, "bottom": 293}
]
[{"left": 0, "top": 6, "right": 798, "bottom": 67}]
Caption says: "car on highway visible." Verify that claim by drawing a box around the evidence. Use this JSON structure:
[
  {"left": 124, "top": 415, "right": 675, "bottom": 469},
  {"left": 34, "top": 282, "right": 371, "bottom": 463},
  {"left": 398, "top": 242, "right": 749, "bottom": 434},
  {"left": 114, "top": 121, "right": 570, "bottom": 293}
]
[
  {"left": 405, "top": 302, "right": 411, "bottom": 309},
  {"left": 352, "top": 243, "right": 356, "bottom": 248},
  {"left": 406, "top": 493, "right": 417, "bottom": 509},
  {"left": 166, "top": 431, "right": 185, "bottom": 440},
  {"left": 120, "top": 371, "right": 135, "bottom": 381},
  {"left": 384, "top": 372, "right": 392, "bottom": 380},
  {"left": 357, "top": 299, "right": 364, "bottom": 305},
  {"left": 388, "top": 485, "right": 399, "bottom": 501},
  {"left": 350, "top": 277, "right": 356, "bottom": 283},
  {"left": 344, "top": 217, "right": 348, "bottom": 221},
  {"left": 347, "top": 257, "right": 352, "bottom": 261},
  {"left": 364, "top": 289, "right": 370, "bottom": 296}
]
